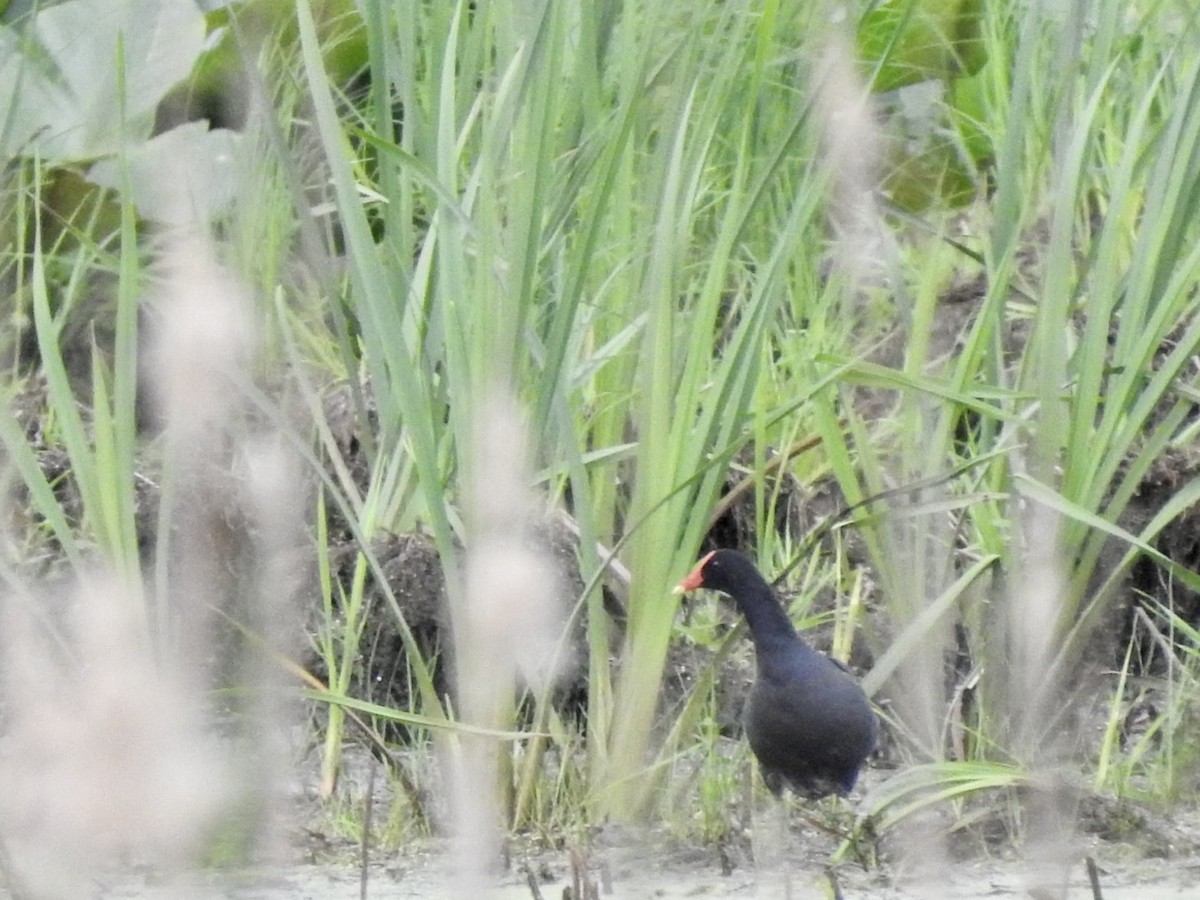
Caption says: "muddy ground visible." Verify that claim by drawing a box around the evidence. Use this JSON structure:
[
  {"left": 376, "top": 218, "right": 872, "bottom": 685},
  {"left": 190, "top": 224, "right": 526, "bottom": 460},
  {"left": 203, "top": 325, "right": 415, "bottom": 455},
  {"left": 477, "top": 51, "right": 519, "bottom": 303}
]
[
  {"left": 59, "top": 742, "right": 1200, "bottom": 900},
  {"left": 90, "top": 813, "right": 1200, "bottom": 899},
  {"left": 92, "top": 852, "right": 1200, "bottom": 899}
]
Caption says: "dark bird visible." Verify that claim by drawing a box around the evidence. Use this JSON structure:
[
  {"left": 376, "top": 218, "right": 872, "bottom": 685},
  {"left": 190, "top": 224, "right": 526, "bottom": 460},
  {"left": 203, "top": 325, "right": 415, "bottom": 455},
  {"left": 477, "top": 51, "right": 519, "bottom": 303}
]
[{"left": 676, "top": 549, "right": 875, "bottom": 799}]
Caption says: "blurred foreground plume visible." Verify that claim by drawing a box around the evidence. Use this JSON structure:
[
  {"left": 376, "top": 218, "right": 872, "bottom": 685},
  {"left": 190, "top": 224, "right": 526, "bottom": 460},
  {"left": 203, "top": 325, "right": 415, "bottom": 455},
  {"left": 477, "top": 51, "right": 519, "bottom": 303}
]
[
  {"left": 448, "top": 389, "right": 568, "bottom": 893},
  {"left": 811, "top": 24, "right": 890, "bottom": 291},
  {"left": 0, "top": 217, "right": 302, "bottom": 892},
  {"left": 811, "top": 14, "right": 950, "bottom": 894},
  {"left": 1009, "top": 500, "right": 1077, "bottom": 898},
  {"left": 0, "top": 575, "right": 231, "bottom": 897},
  {"left": 147, "top": 223, "right": 304, "bottom": 861}
]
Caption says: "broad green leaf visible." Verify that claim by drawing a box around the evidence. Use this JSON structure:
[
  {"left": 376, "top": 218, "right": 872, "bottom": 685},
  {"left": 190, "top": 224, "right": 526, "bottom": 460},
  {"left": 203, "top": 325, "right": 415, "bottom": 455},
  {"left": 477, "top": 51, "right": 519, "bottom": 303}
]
[
  {"left": 859, "top": 0, "right": 987, "bottom": 93},
  {"left": 0, "top": 0, "right": 205, "bottom": 160}
]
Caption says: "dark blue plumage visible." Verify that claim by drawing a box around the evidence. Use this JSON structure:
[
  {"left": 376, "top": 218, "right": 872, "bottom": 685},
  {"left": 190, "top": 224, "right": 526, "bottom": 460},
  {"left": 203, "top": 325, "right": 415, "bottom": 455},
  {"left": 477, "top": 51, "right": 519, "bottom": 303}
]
[{"left": 677, "top": 549, "right": 875, "bottom": 799}]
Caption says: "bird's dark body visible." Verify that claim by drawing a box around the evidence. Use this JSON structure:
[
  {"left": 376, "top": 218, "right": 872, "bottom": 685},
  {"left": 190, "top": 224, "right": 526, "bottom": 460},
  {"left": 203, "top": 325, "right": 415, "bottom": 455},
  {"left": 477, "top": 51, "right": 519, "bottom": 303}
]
[
  {"left": 678, "top": 549, "right": 875, "bottom": 799},
  {"left": 745, "top": 646, "right": 876, "bottom": 798}
]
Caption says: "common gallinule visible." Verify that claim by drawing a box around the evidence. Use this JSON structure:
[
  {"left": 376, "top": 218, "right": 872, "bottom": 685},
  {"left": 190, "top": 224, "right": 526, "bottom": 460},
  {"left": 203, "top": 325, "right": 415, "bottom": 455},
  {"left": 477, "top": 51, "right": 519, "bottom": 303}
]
[{"left": 676, "top": 549, "right": 875, "bottom": 799}]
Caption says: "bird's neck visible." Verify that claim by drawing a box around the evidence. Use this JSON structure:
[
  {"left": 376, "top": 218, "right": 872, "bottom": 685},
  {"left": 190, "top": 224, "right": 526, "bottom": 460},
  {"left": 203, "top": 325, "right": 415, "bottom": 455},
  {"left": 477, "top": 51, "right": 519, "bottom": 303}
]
[{"left": 734, "top": 582, "right": 801, "bottom": 651}]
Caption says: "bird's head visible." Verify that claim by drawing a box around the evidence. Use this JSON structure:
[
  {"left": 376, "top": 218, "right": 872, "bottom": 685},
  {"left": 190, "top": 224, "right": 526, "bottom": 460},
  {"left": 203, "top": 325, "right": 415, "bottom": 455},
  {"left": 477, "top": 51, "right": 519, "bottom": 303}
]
[{"left": 674, "top": 548, "right": 759, "bottom": 597}]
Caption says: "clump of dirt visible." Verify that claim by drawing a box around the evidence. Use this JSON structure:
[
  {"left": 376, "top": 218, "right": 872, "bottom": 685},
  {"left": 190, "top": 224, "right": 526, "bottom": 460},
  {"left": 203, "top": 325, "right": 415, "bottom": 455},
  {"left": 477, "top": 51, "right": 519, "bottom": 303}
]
[
  {"left": 702, "top": 446, "right": 807, "bottom": 556},
  {"left": 305, "top": 517, "right": 591, "bottom": 743},
  {"left": 321, "top": 382, "right": 377, "bottom": 500},
  {"left": 315, "top": 531, "right": 450, "bottom": 727},
  {"left": 1128, "top": 444, "right": 1200, "bottom": 619},
  {"left": 1079, "top": 793, "right": 1200, "bottom": 859}
]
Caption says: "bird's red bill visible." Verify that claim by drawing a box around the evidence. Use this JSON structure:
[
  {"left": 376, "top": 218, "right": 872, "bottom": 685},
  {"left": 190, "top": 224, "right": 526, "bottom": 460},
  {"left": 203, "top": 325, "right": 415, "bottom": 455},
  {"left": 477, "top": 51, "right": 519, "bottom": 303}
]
[{"left": 675, "top": 550, "right": 717, "bottom": 592}]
